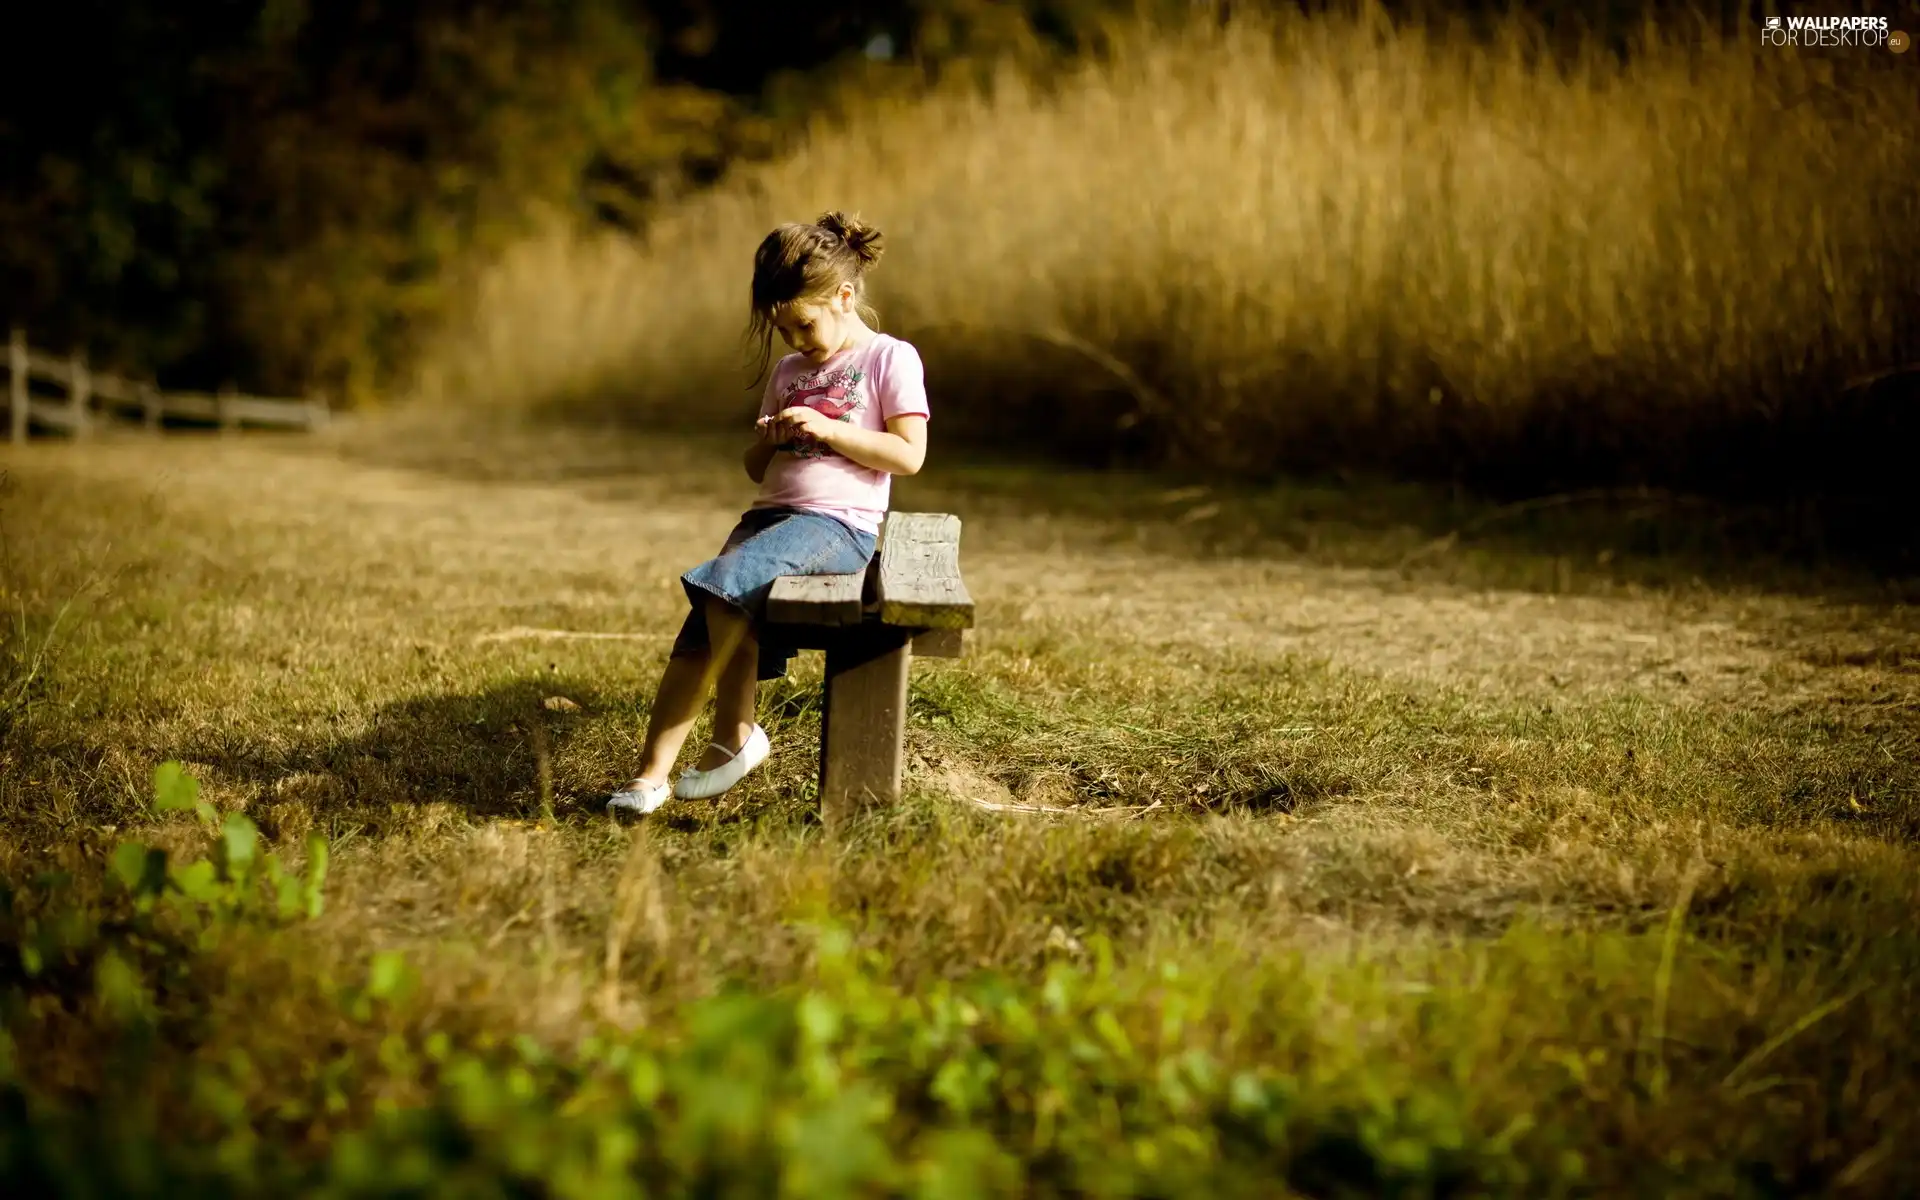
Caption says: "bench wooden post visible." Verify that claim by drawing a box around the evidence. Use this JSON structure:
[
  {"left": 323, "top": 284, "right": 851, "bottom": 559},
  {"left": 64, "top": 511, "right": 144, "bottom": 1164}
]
[
  {"left": 819, "top": 627, "right": 913, "bottom": 829},
  {"left": 7, "top": 328, "right": 24, "bottom": 445},
  {"left": 140, "top": 382, "right": 162, "bottom": 432},
  {"left": 764, "top": 512, "right": 975, "bottom": 835},
  {"left": 217, "top": 384, "right": 237, "bottom": 435}
]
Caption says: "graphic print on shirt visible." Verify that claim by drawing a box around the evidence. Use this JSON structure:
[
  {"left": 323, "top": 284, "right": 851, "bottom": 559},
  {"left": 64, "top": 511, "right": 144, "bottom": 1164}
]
[{"left": 776, "top": 364, "right": 867, "bottom": 460}]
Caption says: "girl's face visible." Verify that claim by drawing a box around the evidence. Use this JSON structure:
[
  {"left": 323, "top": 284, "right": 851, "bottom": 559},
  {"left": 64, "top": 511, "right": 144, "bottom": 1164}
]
[{"left": 772, "top": 282, "right": 859, "bottom": 364}]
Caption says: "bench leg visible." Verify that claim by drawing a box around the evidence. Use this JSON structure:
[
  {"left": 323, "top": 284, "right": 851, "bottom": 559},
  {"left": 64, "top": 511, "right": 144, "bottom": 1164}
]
[{"left": 819, "top": 626, "right": 912, "bottom": 832}]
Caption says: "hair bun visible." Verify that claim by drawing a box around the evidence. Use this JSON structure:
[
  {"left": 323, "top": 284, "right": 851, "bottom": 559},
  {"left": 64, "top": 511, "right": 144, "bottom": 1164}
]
[{"left": 817, "top": 210, "right": 883, "bottom": 268}]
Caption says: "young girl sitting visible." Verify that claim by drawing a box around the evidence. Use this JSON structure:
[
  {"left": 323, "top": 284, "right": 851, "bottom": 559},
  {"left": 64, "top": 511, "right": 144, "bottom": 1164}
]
[{"left": 609, "top": 211, "right": 931, "bottom": 815}]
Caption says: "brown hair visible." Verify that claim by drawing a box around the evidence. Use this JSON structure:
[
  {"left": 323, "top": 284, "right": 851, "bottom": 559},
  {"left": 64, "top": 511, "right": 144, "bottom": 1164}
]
[{"left": 743, "top": 211, "right": 885, "bottom": 384}]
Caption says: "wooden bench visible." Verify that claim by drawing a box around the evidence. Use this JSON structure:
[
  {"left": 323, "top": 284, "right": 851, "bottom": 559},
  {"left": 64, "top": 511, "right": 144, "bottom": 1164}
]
[{"left": 764, "top": 511, "right": 974, "bottom": 832}]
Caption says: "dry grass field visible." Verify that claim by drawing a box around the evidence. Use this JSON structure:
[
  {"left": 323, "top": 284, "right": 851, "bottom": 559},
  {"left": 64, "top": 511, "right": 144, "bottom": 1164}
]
[
  {"left": 422, "top": 6, "right": 1920, "bottom": 503},
  {"left": 3, "top": 413, "right": 1917, "bottom": 1193}
]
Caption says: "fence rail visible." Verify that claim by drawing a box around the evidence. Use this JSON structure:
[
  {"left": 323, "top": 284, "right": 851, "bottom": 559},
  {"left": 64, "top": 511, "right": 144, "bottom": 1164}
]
[{"left": 4, "top": 327, "right": 328, "bottom": 443}]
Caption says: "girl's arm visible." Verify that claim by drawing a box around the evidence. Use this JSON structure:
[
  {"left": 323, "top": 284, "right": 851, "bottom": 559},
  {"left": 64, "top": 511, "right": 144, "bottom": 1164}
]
[
  {"left": 744, "top": 437, "right": 778, "bottom": 484},
  {"left": 807, "top": 413, "right": 927, "bottom": 476}
]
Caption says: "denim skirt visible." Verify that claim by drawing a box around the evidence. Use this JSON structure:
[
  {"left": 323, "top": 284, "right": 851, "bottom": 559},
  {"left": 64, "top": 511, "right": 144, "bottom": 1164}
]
[{"left": 671, "top": 506, "right": 878, "bottom": 681}]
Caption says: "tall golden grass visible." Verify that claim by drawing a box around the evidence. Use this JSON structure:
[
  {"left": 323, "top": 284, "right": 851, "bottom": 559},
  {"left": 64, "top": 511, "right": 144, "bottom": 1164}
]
[{"left": 417, "top": 4, "right": 1920, "bottom": 495}]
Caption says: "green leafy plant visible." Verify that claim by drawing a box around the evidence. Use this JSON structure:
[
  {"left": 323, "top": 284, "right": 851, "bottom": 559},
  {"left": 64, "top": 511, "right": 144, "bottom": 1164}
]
[
  {"left": 1, "top": 876, "right": 1586, "bottom": 1197},
  {"left": 7, "top": 761, "right": 330, "bottom": 1029},
  {"left": 1, "top": 762, "right": 341, "bottom": 1191},
  {"left": 112, "top": 761, "right": 329, "bottom": 926}
]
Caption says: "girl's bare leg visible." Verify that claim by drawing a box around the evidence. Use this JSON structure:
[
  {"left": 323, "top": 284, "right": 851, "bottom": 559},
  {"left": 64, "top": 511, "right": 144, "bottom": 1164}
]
[
  {"left": 699, "top": 627, "right": 761, "bottom": 771},
  {"left": 631, "top": 652, "right": 708, "bottom": 786},
  {"left": 630, "top": 597, "right": 755, "bottom": 784}
]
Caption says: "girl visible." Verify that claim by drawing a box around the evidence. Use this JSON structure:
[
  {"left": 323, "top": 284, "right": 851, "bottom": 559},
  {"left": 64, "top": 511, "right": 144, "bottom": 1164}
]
[{"left": 608, "top": 211, "right": 931, "bottom": 815}]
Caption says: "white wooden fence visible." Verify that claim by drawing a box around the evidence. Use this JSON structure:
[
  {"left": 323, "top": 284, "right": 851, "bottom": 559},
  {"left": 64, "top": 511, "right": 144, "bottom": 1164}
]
[{"left": 4, "top": 327, "right": 328, "bottom": 443}]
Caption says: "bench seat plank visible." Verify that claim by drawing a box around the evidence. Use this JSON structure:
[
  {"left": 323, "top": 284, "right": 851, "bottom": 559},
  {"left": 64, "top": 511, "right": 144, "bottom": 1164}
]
[
  {"left": 766, "top": 571, "right": 866, "bottom": 626},
  {"left": 875, "top": 512, "right": 974, "bottom": 630}
]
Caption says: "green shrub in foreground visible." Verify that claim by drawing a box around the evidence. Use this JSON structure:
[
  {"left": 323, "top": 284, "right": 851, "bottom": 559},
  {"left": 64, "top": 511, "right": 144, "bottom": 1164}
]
[
  {"left": 5, "top": 762, "right": 1874, "bottom": 1198},
  {"left": 5, "top": 940, "right": 1575, "bottom": 1200}
]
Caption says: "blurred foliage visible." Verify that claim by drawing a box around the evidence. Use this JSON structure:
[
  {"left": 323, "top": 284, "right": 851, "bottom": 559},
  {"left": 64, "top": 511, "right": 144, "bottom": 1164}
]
[
  {"left": 5, "top": 764, "right": 1905, "bottom": 1193},
  {"left": 3, "top": 1, "right": 695, "bottom": 401},
  {"left": 0, "top": 769, "right": 1623, "bottom": 1196},
  {"left": 0, "top": 0, "right": 1170, "bottom": 404}
]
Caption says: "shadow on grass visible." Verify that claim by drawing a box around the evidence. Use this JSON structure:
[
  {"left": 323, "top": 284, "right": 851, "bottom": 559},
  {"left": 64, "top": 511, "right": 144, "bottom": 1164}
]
[
  {"left": 179, "top": 677, "right": 584, "bottom": 826},
  {"left": 164, "top": 671, "right": 837, "bottom": 841}
]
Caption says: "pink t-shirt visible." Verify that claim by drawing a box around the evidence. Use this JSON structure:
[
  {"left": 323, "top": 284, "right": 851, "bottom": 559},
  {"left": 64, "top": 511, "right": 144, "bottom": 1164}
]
[{"left": 752, "top": 333, "right": 931, "bottom": 534}]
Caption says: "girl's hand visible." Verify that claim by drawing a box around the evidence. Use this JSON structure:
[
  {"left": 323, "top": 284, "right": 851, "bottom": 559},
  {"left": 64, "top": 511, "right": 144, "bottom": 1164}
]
[
  {"left": 774, "top": 405, "right": 837, "bottom": 444},
  {"left": 755, "top": 414, "right": 785, "bottom": 445}
]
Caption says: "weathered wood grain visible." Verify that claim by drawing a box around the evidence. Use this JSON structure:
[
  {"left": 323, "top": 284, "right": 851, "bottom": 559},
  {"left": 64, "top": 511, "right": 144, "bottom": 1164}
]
[
  {"left": 875, "top": 512, "right": 975, "bottom": 630},
  {"left": 820, "top": 627, "right": 913, "bottom": 831},
  {"left": 767, "top": 570, "right": 867, "bottom": 626}
]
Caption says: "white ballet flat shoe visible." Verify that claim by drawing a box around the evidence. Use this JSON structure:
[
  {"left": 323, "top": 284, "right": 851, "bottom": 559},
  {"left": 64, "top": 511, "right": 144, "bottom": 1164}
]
[
  {"left": 674, "top": 724, "right": 771, "bottom": 800},
  {"left": 607, "top": 777, "right": 671, "bottom": 815}
]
